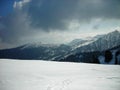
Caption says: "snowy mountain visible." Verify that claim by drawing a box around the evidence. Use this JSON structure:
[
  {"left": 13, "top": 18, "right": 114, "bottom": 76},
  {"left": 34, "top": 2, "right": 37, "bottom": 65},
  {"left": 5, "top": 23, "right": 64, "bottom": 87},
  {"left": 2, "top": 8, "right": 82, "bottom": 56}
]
[
  {"left": 59, "top": 30, "right": 120, "bottom": 64},
  {"left": 61, "top": 44, "right": 120, "bottom": 64},
  {"left": 67, "top": 39, "right": 94, "bottom": 50},
  {"left": 21, "top": 42, "right": 58, "bottom": 49},
  {"left": 67, "top": 34, "right": 105, "bottom": 50},
  {"left": 0, "top": 43, "right": 71, "bottom": 60},
  {"left": 0, "top": 30, "right": 120, "bottom": 64},
  {"left": 73, "top": 30, "right": 120, "bottom": 53},
  {"left": 93, "top": 34, "right": 105, "bottom": 40}
]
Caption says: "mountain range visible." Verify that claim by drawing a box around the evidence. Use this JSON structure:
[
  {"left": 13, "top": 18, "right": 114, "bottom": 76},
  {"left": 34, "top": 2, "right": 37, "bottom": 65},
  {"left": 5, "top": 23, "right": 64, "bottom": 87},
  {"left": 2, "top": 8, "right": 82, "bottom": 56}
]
[{"left": 0, "top": 30, "right": 120, "bottom": 64}]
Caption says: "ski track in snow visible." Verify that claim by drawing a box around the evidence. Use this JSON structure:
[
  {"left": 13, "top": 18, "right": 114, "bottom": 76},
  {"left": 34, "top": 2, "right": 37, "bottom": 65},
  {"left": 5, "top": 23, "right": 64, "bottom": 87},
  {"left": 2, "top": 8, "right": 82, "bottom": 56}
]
[{"left": 0, "top": 59, "right": 120, "bottom": 90}]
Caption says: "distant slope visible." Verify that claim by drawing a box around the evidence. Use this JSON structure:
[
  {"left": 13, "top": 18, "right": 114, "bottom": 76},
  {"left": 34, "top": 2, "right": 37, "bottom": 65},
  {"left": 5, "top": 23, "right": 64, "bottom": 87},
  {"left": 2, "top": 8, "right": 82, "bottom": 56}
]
[
  {"left": 60, "top": 45, "right": 120, "bottom": 64},
  {"left": 67, "top": 34, "right": 104, "bottom": 50},
  {"left": 73, "top": 30, "right": 120, "bottom": 53},
  {"left": 0, "top": 44, "right": 71, "bottom": 60},
  {"left": 0, "top": 30, "right": 120, "bottom": 65}
]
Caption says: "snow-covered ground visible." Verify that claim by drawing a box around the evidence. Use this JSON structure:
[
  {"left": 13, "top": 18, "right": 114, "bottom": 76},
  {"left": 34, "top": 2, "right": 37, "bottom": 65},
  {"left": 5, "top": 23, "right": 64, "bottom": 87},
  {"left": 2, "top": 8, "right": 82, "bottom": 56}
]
[{"left": 0, "top": 59, "right": 120, "bottom": 90}]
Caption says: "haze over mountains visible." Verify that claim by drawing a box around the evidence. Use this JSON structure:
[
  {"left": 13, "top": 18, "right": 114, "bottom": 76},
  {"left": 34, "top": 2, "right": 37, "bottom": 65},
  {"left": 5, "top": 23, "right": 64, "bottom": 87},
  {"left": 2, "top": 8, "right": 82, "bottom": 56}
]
[{"left": 0, "top": 30, "right": 120, "bottom": 64}]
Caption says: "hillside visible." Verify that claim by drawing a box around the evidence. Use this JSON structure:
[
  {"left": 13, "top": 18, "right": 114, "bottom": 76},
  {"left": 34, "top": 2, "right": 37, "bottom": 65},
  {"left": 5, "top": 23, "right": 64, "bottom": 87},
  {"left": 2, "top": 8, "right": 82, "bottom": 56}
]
[{"left": 0, "top": 30, "right": 120, "bottom": 64}]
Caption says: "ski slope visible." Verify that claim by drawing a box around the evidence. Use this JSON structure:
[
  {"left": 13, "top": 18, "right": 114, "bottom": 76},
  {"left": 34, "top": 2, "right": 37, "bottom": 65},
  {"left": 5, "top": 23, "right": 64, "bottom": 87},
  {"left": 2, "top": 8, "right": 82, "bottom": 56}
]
[{"left": 0, "top": 59, "right": 120, "bottom": 90}]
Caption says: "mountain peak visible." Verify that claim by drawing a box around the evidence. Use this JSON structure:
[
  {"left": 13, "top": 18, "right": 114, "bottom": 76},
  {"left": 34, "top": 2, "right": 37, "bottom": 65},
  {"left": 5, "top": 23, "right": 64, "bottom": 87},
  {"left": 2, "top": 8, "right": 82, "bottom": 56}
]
[
  {"left": 105, "top": 30, "right": 120, "bottom": 38},
  {"left": 110, "top": 30, "right": 119, "bottom": 34}
]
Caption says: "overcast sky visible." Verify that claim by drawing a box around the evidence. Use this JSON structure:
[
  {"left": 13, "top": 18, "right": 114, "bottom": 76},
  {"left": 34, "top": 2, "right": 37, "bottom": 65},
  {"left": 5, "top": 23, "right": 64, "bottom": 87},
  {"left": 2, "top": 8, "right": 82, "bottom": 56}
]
[{"left": 0, "top": 0, "right": 120, "bottom": 49}]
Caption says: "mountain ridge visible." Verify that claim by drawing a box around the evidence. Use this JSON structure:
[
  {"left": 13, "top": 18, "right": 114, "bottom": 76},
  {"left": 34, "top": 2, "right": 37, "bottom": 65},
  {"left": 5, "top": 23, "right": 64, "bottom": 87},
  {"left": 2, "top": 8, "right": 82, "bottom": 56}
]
[{"left": 0, "top": 30, "right": 120, "bottom": 64}]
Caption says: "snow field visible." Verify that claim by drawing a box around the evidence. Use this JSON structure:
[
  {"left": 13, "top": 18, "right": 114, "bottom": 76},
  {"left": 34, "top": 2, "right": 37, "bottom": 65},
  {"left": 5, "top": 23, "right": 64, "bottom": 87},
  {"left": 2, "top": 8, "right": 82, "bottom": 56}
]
[{"left": 0, "top": 59, "right": 120, "bottom": 90}]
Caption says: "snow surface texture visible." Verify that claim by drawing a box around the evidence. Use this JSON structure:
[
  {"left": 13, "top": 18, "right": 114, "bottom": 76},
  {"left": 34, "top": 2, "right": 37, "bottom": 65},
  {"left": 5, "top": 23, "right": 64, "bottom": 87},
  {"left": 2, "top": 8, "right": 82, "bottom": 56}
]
[{"left": 0, "top": 59, "right": 120, "bottom": 90}]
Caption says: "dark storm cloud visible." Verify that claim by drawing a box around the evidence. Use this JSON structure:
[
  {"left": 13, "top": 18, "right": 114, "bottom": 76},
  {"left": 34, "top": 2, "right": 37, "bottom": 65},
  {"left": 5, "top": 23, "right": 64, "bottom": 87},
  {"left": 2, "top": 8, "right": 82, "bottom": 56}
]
[
  {"left": 22, "top": 0, "right": 80, "bottom": 30},
  {"left": 0, "top": 11, "right": 30, "bottom": 44},
  {"left": 0, "top": 0, "right": 120, "bottom": 49},
  {"left": 21, "top": 0, "right": 120, "bottom": 31}
]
